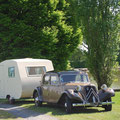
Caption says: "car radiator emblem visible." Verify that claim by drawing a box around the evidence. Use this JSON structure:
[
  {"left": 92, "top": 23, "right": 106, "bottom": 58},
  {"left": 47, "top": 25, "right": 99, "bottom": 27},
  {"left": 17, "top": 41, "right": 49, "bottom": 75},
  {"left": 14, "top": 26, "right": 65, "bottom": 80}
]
[
  {"left": 92, "top": 96, "right": 96, "bottom": 103},
  {"left": 86, "top": 87, "right": 99, "bottom": 103}
]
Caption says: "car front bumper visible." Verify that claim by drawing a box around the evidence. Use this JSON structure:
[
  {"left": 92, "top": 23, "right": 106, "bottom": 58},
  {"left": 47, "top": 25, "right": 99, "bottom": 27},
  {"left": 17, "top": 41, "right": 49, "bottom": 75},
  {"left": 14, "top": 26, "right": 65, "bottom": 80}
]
[{"left": 72, "top": 101, "right": 115, "bottom": 107}]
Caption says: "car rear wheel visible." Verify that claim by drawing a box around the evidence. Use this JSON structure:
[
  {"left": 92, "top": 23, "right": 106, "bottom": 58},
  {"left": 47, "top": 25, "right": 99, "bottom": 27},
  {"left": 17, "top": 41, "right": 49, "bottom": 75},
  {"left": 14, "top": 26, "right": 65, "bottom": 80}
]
[
  {"left": 64, "top": 96, "right": 72, "bottom": 113},
  {"left": 34, "top": 92, "right": 42, "bottom": 107},
  {"left": 103, "top": 98, "right": 112, "bottom": 111}
]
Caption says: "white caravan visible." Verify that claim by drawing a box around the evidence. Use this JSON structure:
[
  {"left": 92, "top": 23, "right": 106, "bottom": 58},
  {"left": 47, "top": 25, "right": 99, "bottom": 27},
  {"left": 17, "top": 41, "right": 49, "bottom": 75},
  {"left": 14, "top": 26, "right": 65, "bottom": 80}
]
[{"left": 0, "top": 58, "right": 54, "bottom": 102}]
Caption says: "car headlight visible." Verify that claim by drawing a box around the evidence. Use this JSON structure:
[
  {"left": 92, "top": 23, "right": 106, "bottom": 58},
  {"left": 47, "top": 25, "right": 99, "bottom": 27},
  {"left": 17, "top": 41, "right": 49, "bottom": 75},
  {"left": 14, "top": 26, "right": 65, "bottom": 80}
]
[
  {"left": 101, "top": 84, "right": 107, "bottom": 90},
  {"left": 109, "top": 88, "right": 114, "bottom": 93},
  {"left": 68, "top": 89, "right": 74, "bottom": 94},
  {"left": 76, "top": 85, "right": 82, "bottom": 92}
]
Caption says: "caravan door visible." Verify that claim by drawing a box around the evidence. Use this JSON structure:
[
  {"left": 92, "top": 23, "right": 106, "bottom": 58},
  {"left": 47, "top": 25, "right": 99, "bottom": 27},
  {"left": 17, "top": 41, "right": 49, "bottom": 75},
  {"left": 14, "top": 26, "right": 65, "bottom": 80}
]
[{"left": 0, "top": 66, "right": 5, "bottom": 98}]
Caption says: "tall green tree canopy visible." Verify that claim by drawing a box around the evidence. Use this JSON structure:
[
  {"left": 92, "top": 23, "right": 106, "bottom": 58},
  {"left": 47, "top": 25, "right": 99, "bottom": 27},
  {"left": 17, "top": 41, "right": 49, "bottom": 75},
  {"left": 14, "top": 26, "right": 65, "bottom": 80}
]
[
  {"left": 0, "top": 0, "right": 82, "bottom": 71},
  {"left": 66, "top": 0, "right": 81, "bottom": 30},
  {"left": 69, "top": 48, "right": 87, "bottom": 68},
  {"left": 78, "top": 0, "right": 120, "bottom": 89}
]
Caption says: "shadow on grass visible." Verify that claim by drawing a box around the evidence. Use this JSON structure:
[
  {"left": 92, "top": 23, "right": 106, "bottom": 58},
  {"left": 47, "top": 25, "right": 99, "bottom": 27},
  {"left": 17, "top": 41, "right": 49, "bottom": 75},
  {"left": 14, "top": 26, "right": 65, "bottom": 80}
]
[
  {"left": 0, "top": 110, "right": 17, "bottom": 119},
  {"left": 13, "top": 100, "right": 105, "bottom": 116}
]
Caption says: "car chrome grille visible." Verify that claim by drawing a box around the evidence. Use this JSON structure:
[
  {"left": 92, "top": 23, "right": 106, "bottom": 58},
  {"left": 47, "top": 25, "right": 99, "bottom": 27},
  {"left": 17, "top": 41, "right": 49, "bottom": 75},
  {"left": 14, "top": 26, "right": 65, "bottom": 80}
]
[{"left": 85, "top": 86, "right": 99, "bottom": 103}]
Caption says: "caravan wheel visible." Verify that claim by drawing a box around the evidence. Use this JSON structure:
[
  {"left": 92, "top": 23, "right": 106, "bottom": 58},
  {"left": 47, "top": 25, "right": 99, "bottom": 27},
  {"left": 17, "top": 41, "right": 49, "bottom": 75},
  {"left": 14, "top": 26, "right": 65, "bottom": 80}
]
[
  {"left": 9, "top": 99, "right": 15, "bottom": 104},
  {"left": 7, "top": 96, "right": 15, "bottom": 104}
]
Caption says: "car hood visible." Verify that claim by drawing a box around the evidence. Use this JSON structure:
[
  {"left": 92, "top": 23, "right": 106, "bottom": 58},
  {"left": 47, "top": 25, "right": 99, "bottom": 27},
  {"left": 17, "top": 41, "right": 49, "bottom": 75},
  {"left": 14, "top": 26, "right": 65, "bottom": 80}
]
[
  {"left": 63, "top": 82, "right": 92, "bottom": 90},
  {"left": 65, "top": 82, "right": 90, "bottom": 86}
]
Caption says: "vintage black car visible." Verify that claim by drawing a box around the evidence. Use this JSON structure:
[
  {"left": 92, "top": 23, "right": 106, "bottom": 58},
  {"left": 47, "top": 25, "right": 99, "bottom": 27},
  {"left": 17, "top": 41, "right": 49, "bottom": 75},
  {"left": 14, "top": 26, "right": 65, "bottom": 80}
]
[{"left": 33, "top": 71, "right": 115, "bottom": 113}]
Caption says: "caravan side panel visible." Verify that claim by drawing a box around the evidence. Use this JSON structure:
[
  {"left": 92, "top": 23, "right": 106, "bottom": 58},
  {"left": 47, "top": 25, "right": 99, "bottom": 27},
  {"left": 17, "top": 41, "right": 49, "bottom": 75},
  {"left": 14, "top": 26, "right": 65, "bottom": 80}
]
[
  {"left": 0, "top": 65, "right": 5, "bottom": 98},
  {"left": 4, "top": 61, "right": 22, "bottom": 99},
  {"left": 18, "top": 60, "right": 54, "bottom": 98},
  {"left": 0, "top": 59, "right": 54, "bottom": 99}
]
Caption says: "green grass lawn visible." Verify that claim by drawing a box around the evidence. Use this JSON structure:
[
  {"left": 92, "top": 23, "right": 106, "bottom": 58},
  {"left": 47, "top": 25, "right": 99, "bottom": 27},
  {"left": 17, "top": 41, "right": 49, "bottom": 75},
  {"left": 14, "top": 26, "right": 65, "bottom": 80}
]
[
  {"left": 0, "top": 110, "right": 22, "bottom": 120},
  {"left": 16, "top": 92, "right": 120, "bottom": 120},
  {"left": 0, "top": 100, "right": 22, "bottom": 120},
  {"left": 0, "top": 92, "right": 120, "bottom": 120}
]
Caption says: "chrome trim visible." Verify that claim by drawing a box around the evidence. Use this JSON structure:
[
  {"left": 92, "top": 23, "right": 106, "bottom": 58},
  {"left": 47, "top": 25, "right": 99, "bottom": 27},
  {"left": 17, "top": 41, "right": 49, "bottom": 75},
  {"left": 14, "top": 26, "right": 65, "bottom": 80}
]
[
  {"left": 100, "top": 102, "right": 115, "bottom": 105},
  {"left": 86, "top": 87, "right": 100, "bottom": 103},
  {"left": 72, "top": 102, "right": 114, "bottom": 107},
  {"left": 73, "top": 103, "right": 91, "bottom": 107}
]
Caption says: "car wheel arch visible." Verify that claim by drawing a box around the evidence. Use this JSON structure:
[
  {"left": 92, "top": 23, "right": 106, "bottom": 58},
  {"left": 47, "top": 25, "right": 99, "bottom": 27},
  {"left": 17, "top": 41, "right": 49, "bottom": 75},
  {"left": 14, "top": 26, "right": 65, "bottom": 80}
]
[
  {"left": 33, "top": 87, "right": 42, "bottom": 98},
  {"left": 58, "top": 91, "right": 71, "bottom": 105},
  {"left": 98, "top": 89, "right": 115, "bottom": 102},
  {"left": 33, "top": 90, "right": 37, "bottom": 98}
]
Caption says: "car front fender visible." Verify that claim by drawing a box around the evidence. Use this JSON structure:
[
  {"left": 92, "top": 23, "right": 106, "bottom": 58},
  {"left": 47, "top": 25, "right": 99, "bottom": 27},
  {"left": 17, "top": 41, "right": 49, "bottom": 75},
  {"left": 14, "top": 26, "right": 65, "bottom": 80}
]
[
  {"left": 98, "top": 88, "right": 115, "bottom": 102},
  {"left": 59, "top": 89, "right": 84, "bottom": 102},
  {"left": 60, "top": 90, "right": 73, "bottom": 99}
]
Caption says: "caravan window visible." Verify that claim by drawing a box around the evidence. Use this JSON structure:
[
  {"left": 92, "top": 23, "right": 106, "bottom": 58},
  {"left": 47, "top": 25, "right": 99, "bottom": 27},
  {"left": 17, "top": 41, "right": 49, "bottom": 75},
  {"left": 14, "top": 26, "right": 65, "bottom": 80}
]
[
  {"left": 8, "top": 67, "right": 15, "bottom": 78},
  {"left": 26, "top": 66, "right": 46, "bottom": 76}
]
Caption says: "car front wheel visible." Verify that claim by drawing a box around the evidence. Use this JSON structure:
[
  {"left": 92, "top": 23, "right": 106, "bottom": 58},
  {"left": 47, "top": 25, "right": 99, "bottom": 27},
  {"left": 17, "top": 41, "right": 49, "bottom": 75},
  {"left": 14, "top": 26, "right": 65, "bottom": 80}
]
[
  {"left": 103, "top": 98, "right": 112, "bottom": 111},
  {"left": 34, "top": 92, "right": 42, "bottom": 107},
  {"left": 64, "top": 96, "right": 72, "bottom": 113}
]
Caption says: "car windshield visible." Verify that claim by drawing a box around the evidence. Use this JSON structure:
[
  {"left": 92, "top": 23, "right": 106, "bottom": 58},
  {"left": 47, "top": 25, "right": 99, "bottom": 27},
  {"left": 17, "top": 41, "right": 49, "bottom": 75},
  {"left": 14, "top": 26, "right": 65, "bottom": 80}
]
[{"left": 60, "top": 74, "right": 89, "bottom": 83}]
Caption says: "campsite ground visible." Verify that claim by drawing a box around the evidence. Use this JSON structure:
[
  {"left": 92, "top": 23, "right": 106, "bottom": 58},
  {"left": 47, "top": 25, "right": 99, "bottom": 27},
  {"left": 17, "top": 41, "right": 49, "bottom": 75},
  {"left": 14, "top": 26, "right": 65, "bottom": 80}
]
[
  {"left": 0, "top": 92, "right": 120, "bottom": 120},
  {"left": 0, "top": 110, "right": 22, "bottom": 120}
]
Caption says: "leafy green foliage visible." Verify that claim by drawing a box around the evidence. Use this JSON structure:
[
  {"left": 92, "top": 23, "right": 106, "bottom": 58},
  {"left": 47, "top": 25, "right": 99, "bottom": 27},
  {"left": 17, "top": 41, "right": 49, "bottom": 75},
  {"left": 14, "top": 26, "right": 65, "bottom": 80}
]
[
  {"left": 0, "top": 0, "right": 82, "bottom": 71},
  {"left": 69, "top": 48, "right": 87, "bottom": 68},
  {"left": 116, "top": 12, "right": 120, "bottom": 64},
  {"left": 78, "top": 0, "right": 120, "bottom": 89},
  {"left": 66, "top": 0, "right": 81, "bottom": 30}
]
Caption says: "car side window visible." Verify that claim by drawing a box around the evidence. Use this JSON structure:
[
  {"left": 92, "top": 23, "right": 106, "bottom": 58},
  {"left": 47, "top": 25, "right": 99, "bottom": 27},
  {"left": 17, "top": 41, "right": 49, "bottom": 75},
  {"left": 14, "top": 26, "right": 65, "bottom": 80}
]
[
  {"left": 51, "top": 75, "right": 59, "bottom": 85},
  {"left": 43, "top": 75, "right": 50, "bottom": 85}
]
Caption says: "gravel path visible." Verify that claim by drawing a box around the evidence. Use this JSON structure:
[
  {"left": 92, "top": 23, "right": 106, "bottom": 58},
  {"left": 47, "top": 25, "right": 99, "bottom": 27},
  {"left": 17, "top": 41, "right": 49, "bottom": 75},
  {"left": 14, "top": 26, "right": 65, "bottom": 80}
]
[{"left": 0, "top": 103, "right": 58, "bottom": 120}]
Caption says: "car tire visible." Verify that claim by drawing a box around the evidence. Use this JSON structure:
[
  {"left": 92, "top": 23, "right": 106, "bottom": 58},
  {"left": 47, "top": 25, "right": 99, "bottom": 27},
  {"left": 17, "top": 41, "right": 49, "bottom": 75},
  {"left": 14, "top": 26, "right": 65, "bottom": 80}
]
[
  {"left": 64, "top": 96, "right": 72, "bottom": 114},
  {"left": 103, "top": 98, "right": 112, "bottom": 111},
  {"left": 34, "top": 92, "right": 42, "bottom": 107}
]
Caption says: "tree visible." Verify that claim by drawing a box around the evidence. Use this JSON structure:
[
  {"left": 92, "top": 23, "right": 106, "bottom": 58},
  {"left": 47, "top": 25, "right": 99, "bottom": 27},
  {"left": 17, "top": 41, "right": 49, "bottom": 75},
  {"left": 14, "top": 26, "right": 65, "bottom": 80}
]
[
  {"left": 66, "top": 0, "right": 81, "bottom": 30},
  {"left": 78, "top": 0, "right": 120, "bottom": 89},
  {"left": 116, "top": 12, "right": 120, "bottom": 64},
  {"left": 0, "top": 0, "right": 34, "bottom": 60},
  {"left": 69, "top": 48, "right": 87, "bottom": 68},
  {"left": 0, "top": 0, "right": 82, "bottom": 71}
]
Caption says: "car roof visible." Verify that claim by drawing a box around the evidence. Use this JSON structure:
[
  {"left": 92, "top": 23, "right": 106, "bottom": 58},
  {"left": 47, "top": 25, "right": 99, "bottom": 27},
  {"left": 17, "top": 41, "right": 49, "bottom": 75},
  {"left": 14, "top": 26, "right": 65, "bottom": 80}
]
[
  {"left": 58, "top": 71, "right": 80, "bottom": 75},
  {"left": 46, "top": 70, "right": 87, "bottom": 76}
]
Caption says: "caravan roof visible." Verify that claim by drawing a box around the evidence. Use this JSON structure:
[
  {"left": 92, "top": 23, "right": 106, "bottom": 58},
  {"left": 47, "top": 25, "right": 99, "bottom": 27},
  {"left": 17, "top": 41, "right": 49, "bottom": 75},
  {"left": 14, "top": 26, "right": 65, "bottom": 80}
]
[{"left": 0, "top": 58, "right": 52, "bottom": 64}]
